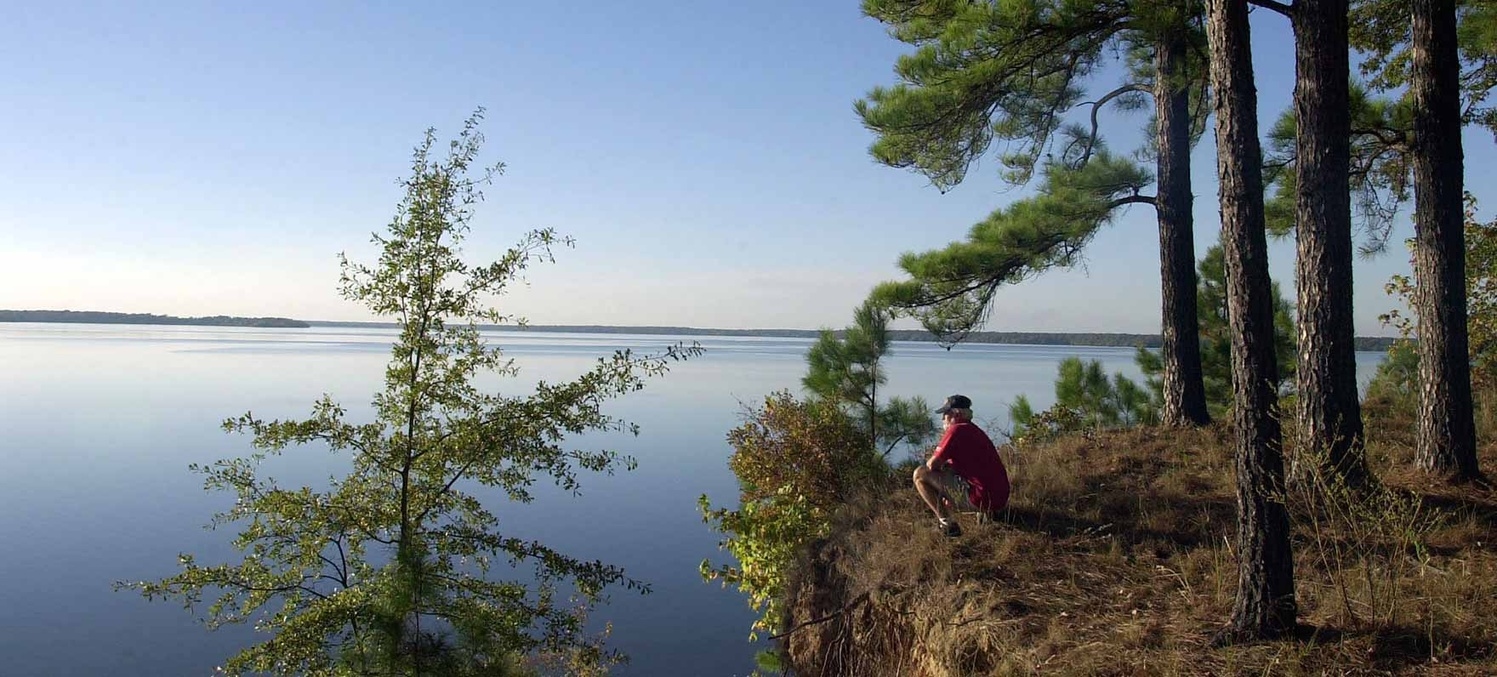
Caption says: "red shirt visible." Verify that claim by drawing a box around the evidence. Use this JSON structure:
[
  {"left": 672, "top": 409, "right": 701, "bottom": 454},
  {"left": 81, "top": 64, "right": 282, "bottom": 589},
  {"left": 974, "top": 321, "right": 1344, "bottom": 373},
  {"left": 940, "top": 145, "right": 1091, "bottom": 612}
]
[{"left": 930, "top": 421, "right": 1010, "bottom": 513}]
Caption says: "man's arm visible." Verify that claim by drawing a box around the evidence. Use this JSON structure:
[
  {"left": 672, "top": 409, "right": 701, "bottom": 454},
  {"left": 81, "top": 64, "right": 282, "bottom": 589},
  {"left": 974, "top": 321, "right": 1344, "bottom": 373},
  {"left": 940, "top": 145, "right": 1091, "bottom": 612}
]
[
  {"left": 928, "top": 425, "right": 957, "bottom": 471},
  {"left": 927, "top": 443, "right": 949, "bottom": 472}
]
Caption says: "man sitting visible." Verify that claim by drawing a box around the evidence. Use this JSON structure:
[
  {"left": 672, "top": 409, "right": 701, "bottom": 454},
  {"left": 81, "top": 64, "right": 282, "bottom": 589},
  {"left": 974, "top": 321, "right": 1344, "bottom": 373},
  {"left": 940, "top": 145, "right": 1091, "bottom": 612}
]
[{"left": 912, "top": 395, "right": 1011, "bottom": 537}]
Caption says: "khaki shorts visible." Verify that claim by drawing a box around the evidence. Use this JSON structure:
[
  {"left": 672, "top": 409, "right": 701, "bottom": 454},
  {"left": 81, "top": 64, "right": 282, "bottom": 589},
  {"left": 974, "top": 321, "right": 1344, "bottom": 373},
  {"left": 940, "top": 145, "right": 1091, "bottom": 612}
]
[{"left": 933, "top": 469, "right": 975, "bottom": 511}]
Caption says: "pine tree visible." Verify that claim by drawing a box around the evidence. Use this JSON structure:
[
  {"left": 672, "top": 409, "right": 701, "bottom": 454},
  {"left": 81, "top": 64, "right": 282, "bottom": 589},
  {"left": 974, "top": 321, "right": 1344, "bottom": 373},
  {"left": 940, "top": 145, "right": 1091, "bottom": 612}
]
[
  {"left": 1411, "top": 0, "right": 1482, "bottom": 480},
  {"left": 1293, "top": 0, "right": 1370, "bottom": 488},
  {"left": 1205, "top": 0, "right": 1298, "bottom": 639},
  {"left": 858, "top": 0, "right": 1212, "bottom": 427},
  {"left": 1335, "top": 0, "right": 1497, "bottom": 480}
]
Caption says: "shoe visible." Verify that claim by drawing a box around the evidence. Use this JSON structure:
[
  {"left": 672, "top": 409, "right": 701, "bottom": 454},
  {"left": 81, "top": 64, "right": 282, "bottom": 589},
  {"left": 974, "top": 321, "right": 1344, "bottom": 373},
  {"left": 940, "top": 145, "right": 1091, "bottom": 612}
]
[{"left": 938, "top": 518, "right": 962, "bottom": 538}]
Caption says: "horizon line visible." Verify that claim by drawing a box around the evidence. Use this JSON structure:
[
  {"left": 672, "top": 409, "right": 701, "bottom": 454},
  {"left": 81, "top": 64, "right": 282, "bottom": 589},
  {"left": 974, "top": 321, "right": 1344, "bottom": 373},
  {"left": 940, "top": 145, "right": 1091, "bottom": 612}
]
[{"left": 0, "top": 308, "right": 1404, "bottom": 341}]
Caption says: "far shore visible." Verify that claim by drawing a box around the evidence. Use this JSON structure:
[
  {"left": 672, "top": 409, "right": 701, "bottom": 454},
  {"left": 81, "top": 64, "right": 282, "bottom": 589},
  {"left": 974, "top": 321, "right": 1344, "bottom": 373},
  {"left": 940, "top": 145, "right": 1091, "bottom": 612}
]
[
  {"left": 0, "top": 310, "right": 1398, "bottom": 351},
  {"left": 0, "top": 310, "right": 309, "bottom": 329}
]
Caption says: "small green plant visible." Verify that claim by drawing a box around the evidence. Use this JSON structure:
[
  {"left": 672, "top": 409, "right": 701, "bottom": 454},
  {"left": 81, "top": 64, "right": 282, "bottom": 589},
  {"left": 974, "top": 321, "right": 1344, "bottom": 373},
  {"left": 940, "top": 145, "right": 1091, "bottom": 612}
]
[
  {"left": 1365, "top": 338, "right": 1419, "bottom": 406},
  {"left": 803, "top": 300, "right": 936, "bottom": 460},
  {"left": 1009, "top": 357, "right": 1158, "bottom": 444},
  {"left": 753, "top": 648, "right": 786, "bottom": 674},
  {"left": 1289, "top": 442, "right": 1445, "bottom": 628}
]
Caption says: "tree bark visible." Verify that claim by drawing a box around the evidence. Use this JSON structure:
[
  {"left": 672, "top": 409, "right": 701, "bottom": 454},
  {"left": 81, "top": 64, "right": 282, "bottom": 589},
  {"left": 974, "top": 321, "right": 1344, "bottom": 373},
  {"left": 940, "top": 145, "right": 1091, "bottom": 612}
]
[
  {"left": 1293, "top": 0, "right": 1369, "bottom": 489},
  {"left": 1412, "top": 0, "right": 1481, "bottom": 480},
  {"left": 1156, "top": 31, "right": 1211, "bottom": 428},
  {"left": 1206, "top": 0, "right": 1298, "bottom": 639}
]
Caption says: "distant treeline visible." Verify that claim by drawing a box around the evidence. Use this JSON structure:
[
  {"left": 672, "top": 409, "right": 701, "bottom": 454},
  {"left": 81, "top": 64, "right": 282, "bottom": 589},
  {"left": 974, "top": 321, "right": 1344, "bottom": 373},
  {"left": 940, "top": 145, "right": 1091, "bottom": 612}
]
[
  {"left": 307, "top": 321, "right": 1399, "bottom": 352},
  {"left": 1, "top": 310, "right": 309, "bottom": 328},
  {"left": 0, "top": 312, "right": 1402, "bottom": 350}
]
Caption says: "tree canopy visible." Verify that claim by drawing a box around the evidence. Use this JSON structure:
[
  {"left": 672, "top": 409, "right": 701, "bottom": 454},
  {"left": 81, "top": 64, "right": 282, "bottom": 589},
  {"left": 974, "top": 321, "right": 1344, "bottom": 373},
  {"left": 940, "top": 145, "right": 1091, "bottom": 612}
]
[
  {"left": 1351, "top": 0, "right": 1497, "bottom": 132},
  {"left": 857, "top": 0, "right": 1135, "bottom": 189},
  {"left": 859, "top": 0, "right": 1214, "bottom": 425}
]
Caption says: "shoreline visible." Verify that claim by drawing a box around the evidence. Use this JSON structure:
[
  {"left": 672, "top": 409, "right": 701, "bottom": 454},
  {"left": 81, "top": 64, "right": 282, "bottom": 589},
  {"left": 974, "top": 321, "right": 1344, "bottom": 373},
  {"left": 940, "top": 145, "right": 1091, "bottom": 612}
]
[{"left": 2, "top": 310, "right": 1401, "bottom": 351}]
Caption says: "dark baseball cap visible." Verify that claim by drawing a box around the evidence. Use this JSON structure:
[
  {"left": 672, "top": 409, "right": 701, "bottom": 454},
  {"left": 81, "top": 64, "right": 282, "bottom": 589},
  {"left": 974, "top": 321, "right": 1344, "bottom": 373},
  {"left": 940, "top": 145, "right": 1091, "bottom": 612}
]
[{"left": 935, "top": 394, "right": 972, "bottom": 414}]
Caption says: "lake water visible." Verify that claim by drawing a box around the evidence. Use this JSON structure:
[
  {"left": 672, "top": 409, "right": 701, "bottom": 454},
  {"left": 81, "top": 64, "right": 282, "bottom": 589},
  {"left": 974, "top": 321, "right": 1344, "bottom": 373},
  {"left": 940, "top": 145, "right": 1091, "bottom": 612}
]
[{"left": 0, "top": 324, "right": 1387, "bottom": 676}]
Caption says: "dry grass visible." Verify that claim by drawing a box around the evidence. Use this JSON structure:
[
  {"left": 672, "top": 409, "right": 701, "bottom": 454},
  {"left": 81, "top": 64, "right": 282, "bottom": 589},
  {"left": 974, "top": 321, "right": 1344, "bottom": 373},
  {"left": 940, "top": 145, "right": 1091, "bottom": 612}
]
[{"left": 782, "top": 417, "right": 1497, "bottom": 676}]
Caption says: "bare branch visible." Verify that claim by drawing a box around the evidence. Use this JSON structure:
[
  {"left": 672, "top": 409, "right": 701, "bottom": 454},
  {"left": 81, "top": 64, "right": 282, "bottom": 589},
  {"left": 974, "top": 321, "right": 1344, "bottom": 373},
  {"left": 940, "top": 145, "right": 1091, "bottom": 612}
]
[
  {"left": 1078, "top": 84, "right": 1151, "bottom": 165},
  {"left": 768, "top": 593, "right": 871, "bottom": 641},
  {"left": 1247, "top": 0, "right": 1294, "bottom": 18},
  {"left": 1107, "top": 194, "right": 1158, "bottom": 210}
]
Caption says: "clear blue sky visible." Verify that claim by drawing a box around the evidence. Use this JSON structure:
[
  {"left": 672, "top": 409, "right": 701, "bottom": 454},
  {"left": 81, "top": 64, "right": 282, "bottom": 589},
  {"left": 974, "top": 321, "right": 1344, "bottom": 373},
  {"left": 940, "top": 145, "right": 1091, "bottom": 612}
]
[{"left": 2, "top": 2, "right": 1491, "bottom": 334}]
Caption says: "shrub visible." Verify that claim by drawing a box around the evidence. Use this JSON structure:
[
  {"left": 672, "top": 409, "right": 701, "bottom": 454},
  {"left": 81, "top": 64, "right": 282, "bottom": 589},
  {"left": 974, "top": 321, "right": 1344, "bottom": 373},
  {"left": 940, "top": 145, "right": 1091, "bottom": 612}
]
[{"left": 700, "top": 392, "right": 883, "bottom": 640}]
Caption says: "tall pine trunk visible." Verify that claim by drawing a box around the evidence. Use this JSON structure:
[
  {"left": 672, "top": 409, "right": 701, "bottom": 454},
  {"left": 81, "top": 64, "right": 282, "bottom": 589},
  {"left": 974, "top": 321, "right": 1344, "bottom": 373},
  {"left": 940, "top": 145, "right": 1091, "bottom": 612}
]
[
  {"left": 1411, "top": 0, "right": 1481, "bottom": 480},
  {"left": 1156, "top": 31, "right": 1211, "bottom": 428},
  {"left": 1294, "top": 0, "right": 1369, "bottom": 488},
  {"left": 1206, "top": 0, "right": 1297, "bottom": 638}
]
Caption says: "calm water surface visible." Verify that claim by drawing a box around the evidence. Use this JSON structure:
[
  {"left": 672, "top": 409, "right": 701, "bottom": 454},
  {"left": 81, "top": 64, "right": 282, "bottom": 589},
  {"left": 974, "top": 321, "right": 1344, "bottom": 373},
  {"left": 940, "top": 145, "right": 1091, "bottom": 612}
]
[{"left": 0, "top": 324, "right": 1386, "bottom": 676}]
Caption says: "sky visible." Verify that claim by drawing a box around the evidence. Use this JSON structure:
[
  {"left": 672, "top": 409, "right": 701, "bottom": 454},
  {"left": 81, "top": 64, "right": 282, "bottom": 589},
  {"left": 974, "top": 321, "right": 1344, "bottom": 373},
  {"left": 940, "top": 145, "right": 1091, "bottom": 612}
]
[{"left": 2, "top": 2, "right": 1493, "bottom": 335}]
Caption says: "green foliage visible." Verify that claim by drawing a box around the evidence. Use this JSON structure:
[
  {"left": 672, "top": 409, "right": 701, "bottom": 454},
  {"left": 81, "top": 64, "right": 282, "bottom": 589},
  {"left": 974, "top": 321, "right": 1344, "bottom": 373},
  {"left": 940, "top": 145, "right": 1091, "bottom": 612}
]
[
  {"left": 1008, "top": 357, "right": 1159, "bottom": 443},
  {"left": 1262, "top": 83, "right": 1415, "bottom": 252},
  {"left": 1054, "top": 357, "right": 1159, "bottom": 428},
  {"left": 753, "top": 648, "right": 786, "bottom": 674},
  {"left": 1008, "top": 393, "right": 1036, "bottom": 430},
  {"left": 1470, "top": 199, "right": 1497, "bottom": 394},
  {"left": 699, "top": 393, "right": 883, "bottom": 641},
  {"left": 803, "top": 300, "right": 936, "bottom": 458},
  {"left": 1008, "top": 393, "right": 1085, "bottom": 444},
  {"left": 875, "top": 396, "right": 939, "bottom": 459},
  {"left": 1136, "top": 244, "right": 1297, "bottom": 418},
  {"left": 804, "top": 300, "right": 889, "bottom": 418},
  {"left": 870, "top": 154, "right": 1154, "bottom": 344},
  {"left": 119, "top": 112, "right": 698, "bottom": 676},
  {"left": 1350, "top": 0, "right": 1497, "bottom": 133},
  {"left": 1378, "top": 194, "right": 1497, "bottom": 396},
  {"left": 705, "top": 299, "right": 932, "bottom": 657}
]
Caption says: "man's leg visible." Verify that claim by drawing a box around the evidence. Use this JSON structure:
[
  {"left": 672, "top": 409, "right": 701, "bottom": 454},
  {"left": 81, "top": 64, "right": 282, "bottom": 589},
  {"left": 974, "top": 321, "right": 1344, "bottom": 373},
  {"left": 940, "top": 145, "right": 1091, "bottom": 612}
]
[
  {"left": 914, "top": 466, "right": 964, "bottom": 536},
  {"left": 912, "top": 465, "right": 953, "bottom": 520}
]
